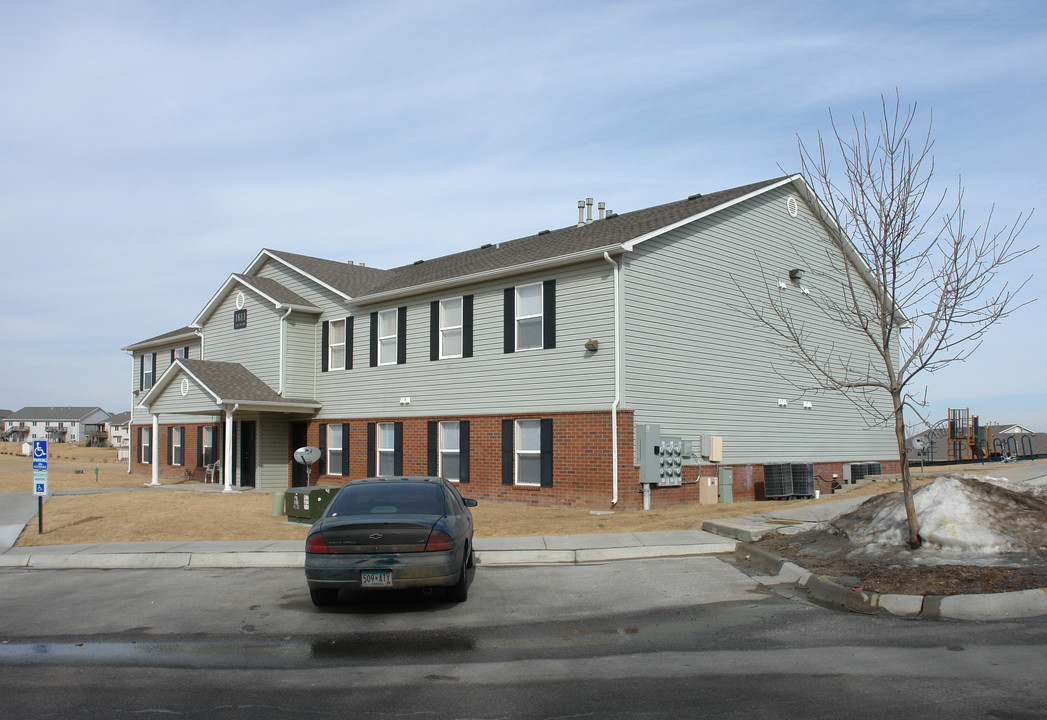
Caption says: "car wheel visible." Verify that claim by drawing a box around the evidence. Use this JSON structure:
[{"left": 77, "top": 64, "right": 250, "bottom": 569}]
[
  {"left": 310, "top": 587, "right": 338, "bottom": 607},
  {"left": 446, "top": 558, "right": 469, "bottom": 603},
  {"left": 465, "top": 542, "right": 475, "bottom": 569}
]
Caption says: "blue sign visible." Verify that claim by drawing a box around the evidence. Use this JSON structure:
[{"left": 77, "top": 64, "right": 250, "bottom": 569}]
[{"left": 32, "top": 440, "right": 47, "bottom": 470}]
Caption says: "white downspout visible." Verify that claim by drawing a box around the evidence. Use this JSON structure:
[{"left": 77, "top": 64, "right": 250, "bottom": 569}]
[
  {"left": 223, "top": 403, "right": 238, "bottom": 493},
  {"left": 149, "top": 413, "right": 160, "bottom": 486},
  {"left": 603, "top": 252, "right": 621, "bottom": 507},
  {"left": 125, "top": 350, "right": 134, "bottom": 474},
  {"left": 278, "top": 307, "right": 292, "bottom": 395},
  {"left": 193, "top": 328, "right": 204, "bottom": 359}
]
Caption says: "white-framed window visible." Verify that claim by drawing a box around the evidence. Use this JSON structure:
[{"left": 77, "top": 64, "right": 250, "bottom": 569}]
[
  {"left": 327, "top": 424, "right": 343, "bottom": 476},
  {"left": 515, "top": 282, "right": 543, "bottom": 350},
  {"left": 173, "top": 346, "right": 188, "bottom": 360},
  {"left": 377, "top": 422, "right": 396, "bottom": 475},
  {"left": 202, "top": 426, "right": 216, "bottom": 465},
  {"left": 141, "top": 427, "right": 152, "bottom": 464},
  {"left": 142, "top": 354, "right": 155, "bottom": 389},
  {"left": 515, "top": 419, "right": 542, "bottom": 486},
  {"left": 378, "top": 309, "right": 398, "bottom": 366},
  {"left": 439, "top": 421, "right": 461, "bottom": 481},
  {"left": 439, "top": 298, "right": 463, "bottom": 359},
  {"left": 172, "top": 427, "right": 184, "bottom": 466},
  {"left": 329, "top": 319, "right": 346, "bottom": 370}
]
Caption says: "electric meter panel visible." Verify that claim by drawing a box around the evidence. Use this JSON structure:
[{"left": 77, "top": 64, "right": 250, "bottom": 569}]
[{"left": 657, "top": 436, "right": 684, "bottom": 487}]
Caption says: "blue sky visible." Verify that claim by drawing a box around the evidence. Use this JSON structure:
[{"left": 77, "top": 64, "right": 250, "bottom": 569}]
[{"left": 1, "top": 1, "right": 1044, "bottom": 433}]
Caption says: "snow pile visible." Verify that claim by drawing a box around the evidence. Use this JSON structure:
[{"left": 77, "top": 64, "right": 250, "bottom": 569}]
[{"left": 825, "top": 474, "right": 1047, "bottom": 564}]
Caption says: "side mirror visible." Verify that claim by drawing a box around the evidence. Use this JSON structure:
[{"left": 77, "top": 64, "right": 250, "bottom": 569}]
[{"left": 463, "top": 498, "right": 478, "bottom": 507}]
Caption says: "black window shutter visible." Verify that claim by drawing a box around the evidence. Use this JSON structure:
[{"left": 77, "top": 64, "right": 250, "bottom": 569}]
[
  {"left": 463, "top": 295, "right": 473, "bottom": 358},
  {"left": 212, "top": 424, "right": 220, "bottom": 466},
  {"left": 427, "top": 420, "right": 438, "bottom": 475},
  {"left": 318, "top": 423, "right": 327, "bottom": 475},
  {"left": 503, "top": 288, "right": 515, "bottom": 354},
  {"left": 183, "top": 345, "right": 190, "bottom": 358},
  {"left": 167, "top": 426, "right": 173, "bottom": 465},
  {"left": 540, "top": 418, "right": 554, "bottom": 487},
  {"left": 151, "top": 353, "right": 157, "bottom": 384},
  {"left": 139, "top": 356, "right": 144, "bottom": 391},
  {"left": 397, "top": 307, "right": 407, "bottom": 365},
  {"left": 393, "top": 421, "right": 403, "bottom": 474},
  {"left": 543, "top": 279, "right": 556, "bottom": 349},
  {"left": 346, "top": 316, "right": 354, "bottom": 370},
  {"left": 136, "top": 427, "right": 142, "bottom": 463},
  {"left": 341, "top": 423, "right": 350, "bottom": 476},
  {"left": 321, "top": 320, "right": 330, "bottom": 372},
  {"left": 460, "top": 420, "right": 470, "bottom": 483},
  {"left": 197, "top": 426, "right": 203, "bottom": 467},
  {"left": 501, "top": 419, "right": 514, "bottom": 485},
  {"left": 170, "top": 349, "right": 175, "bottom": 364},
  {"left": 366, "top": 423, "right": 376, "bottom": 476},
  {"left": 430, "top": 301, "right": 439, "bottom": 362},
  {"left": 369, "top": 312, "right": 378, "bottom": 367}
]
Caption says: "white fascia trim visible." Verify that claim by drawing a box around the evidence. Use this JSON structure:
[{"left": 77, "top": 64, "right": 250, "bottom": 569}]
[
  {"left": 212, "top": 399, "right": 322, "bottom": 412},
  {"left": 354, "top": 245, "right": 625, "bottom": 305},
  {"left": 249, "top": 249, "right": 355, "bottom": 303},
  {"left": 191, "top": 274, "right": 323, "bottom": 329},
  {"left": 621, "top": 176, "right": 798, "bottom": 252},
  {"left": 121, "top": 330, "right": 199, "bottom": 353}
]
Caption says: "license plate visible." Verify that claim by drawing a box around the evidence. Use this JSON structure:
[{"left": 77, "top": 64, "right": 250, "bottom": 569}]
[{"left": 360, "top": 570, "right": 392, "bottom": 588}]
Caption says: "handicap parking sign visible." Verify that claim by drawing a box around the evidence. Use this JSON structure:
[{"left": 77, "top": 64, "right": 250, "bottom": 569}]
[{"left": 32, "top": 440, "right": 47, "bottom": 470}]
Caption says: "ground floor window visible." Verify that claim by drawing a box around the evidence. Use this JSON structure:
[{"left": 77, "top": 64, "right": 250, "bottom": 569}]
[
  {"left": 501, "top": 417, "right": 553, "bottom": 487},
  {"left": 377, "top": 422, "right": 396, "bottom": 475},
  {"left": 327, "top": 424, "right": 343, "bottom": 476},
  {"left": 515, "top": 419, "right": 542, "bottom": 486},
  {"left": 439, "top": 421, "right": 461, "bottom": 481},
  {"left": 171, "top": 427, "right": 184, "bottom": 466},
  {"left": 202, "top": 426, "right": 216, "bottom": 465},
  {"left": 140, "top": 427, "right": 152, "bottom": 464}
]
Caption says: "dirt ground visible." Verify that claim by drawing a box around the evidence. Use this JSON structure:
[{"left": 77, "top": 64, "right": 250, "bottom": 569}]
[{"left": 4, "top": 443, "right": 1046, "bottom": 597}]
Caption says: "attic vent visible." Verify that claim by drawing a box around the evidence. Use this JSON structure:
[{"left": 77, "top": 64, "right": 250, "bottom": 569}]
[
  {"left": 413, "top": 259, "right": 425, "bottom": 265},
  {"left": 787, "top": 196, "right": 799, "bottom": 217},
  {"left": 538, "top": 229, "right": 551, "bottom": 236},
  {"left": 688, "top": 193, "right": 703, "bottom": 200},
  {"left": 480, "top": 243, "right": 493, "bottom": 249}
]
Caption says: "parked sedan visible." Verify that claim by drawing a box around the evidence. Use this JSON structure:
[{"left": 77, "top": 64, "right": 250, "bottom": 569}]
[{"left": 304, "top": 476, "right": 477, "bottom": 606}]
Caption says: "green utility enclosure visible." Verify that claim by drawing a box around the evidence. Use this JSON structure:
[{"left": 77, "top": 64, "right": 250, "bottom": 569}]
[{"left": 285, "top": 486, "right": 337, "bottom": 523}]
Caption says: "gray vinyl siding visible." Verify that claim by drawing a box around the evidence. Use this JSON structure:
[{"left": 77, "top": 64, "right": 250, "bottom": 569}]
[
  {"left": 314, "top": 259, "right": 616, "bottom": 419},
  {"left": 622, "top": 186, "right": 897, "bottom": 464},
  {"left": 130, "top": 340, "right": 201, "bottom": 425},
  {"left": 284, "top": 311, "right": 317, "bottom": 399},
  {"left": 200, "top": 287, "right": 281, "bottom": 389},
  {"left": 150, "top": 371, "right": 218, "bottom": 415},
  {"left": 256, "top": 414, "right": 289, "bottom": 490}
]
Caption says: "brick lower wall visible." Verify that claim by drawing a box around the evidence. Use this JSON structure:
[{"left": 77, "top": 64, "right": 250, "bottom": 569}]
[{"left": 131, "top": 414, "right": 899, "bottom": 509}]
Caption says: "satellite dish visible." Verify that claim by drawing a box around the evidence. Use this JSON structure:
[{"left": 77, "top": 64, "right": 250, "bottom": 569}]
[
  {"left": 911, "top": 437, "right": 928, "bottom": 451},
  {"left": 294, "top": 446, "right": 321, "bottom": 465}
]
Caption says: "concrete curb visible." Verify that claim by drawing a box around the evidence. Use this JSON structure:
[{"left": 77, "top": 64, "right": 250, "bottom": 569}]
[{"left": 733, "top": 542, "right": 1047, "bottom": 620}]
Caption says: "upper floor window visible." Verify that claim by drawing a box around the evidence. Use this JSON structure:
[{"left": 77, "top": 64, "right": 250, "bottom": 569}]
[
  {"left": 504, "top": 280, "right": 555, "bottom": 353},
  {"left": 378, "top": 310, "right": 397, "bottom": 365},
  {"left": 171, "top": 346, "right": 189, "bottom": 363},
  {"left": 329, "top": 319, "right": 346, "bottom": 370},
  {"left": 141, "top": 353, "right": 155, "bottom": 390},
  {"left": 370, "top": 307, "right": 406, "bottom": 367},
  {"left": 440, "top": 298, "right": 463, "bottom": 358}
]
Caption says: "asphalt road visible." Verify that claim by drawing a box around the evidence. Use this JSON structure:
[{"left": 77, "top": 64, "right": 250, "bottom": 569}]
[{"left": 2, "top": 559, "right": 1047, "bottom": 719}]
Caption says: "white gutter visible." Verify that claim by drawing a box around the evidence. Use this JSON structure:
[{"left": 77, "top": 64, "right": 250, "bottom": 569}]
[
  {"left": 603, "top": 252, "right": 622, "bottom": 507},
  {"left": 278, "top": 307, "right": 293, "bottom": 395}
]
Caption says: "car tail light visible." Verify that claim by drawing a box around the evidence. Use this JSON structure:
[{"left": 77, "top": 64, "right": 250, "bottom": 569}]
[
  {"left": 306, "top": 533, "right": 335, "bottom": 554},
  {"left": 424, "top": 530, "right": 454, "bottom": 552}
]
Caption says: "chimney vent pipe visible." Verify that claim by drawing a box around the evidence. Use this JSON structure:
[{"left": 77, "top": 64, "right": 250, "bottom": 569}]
[{"left": 577, "top": 200, "right": 585, "bottom": 227}]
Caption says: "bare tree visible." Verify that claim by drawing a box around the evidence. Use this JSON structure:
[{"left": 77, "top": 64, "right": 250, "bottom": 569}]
[{"left": 752, "top": 93, "right": 1034, "bottom": 548}]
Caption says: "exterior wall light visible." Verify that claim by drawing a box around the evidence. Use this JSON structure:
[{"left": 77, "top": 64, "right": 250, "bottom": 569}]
[
  {"left": 584, "top": 339, "right": 599, "bottom": 352},
  {"left": 789, "top": 268, "right": 805, "bottom": 282}
]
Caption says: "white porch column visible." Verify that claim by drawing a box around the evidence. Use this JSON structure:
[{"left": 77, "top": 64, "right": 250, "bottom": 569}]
[
  {"left": 223, "top": 405, "right": 236, "bottom": 492},
  {"left": 149, "top": 414, "right": 161, "bottom": 486}
]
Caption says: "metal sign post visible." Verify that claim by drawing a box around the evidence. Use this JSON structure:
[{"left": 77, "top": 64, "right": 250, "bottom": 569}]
[{"left": 32, "top": 440, "right": 48, "bottom": 534}]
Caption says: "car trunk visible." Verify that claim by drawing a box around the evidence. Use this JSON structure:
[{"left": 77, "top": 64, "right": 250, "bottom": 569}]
[{"left": 320, "top": 516, "right": 441, "bottom": 554}]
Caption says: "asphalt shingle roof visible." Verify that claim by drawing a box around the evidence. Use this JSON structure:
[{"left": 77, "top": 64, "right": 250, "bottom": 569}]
[
  {"left": 7, "top": 407, "right": 108, "bottom": 421},
  {"left": 178, "top": 359, "right": 317, "bottom": 406},
  {"left": 233, "top": 274, "right": 318, "bottom": 309},
  {"left": 268, "top": 177, "right": 788, "bottom": 299}
]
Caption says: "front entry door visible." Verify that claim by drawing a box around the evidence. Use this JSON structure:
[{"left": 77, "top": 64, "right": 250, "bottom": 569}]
[
  {"left": 239, "top": 421, "right": 256, "bottom": 488},
  {"left": 290, "top": 422, "right": 308, "bottom": 487}
]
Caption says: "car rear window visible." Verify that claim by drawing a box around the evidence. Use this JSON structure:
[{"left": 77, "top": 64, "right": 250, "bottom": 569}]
[{"left": 327, "top": 482, "right": 447, "bottom": 517}]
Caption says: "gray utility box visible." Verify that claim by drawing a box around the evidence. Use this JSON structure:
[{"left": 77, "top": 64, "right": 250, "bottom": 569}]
[
  {"left": 637, "top": 423, "right": 692, "bottom": 487},
  {"left": 285, "top": 486, "right": 338, "bottom": 524}
]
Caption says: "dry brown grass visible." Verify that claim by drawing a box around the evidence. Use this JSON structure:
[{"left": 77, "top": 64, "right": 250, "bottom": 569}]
[{"left": 0, "top": 441, "right": 1002, "bottom": 547}]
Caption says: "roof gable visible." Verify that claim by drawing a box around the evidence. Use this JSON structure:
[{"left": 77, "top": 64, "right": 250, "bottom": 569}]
[{"left": 191, "top": 273, "right": 321, "bottom": 328}]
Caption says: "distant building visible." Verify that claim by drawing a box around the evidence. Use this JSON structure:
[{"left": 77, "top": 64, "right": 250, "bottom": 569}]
[
  {"left": 1, "top": 407, "right": 111, "bottom": 445},
  {"left": 105, "top": 411, "right": 132, "bottom": 457}
]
